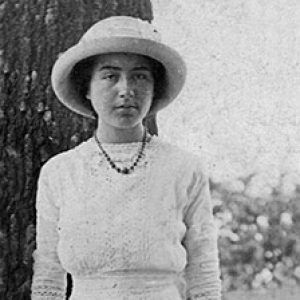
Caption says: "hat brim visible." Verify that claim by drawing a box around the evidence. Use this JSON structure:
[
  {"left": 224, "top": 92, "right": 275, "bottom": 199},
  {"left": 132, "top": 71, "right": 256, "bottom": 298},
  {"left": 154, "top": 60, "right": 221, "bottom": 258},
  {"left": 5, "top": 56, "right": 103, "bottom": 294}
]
[{"left": 51, "top": 37, "right": 186, "bottom": 118}]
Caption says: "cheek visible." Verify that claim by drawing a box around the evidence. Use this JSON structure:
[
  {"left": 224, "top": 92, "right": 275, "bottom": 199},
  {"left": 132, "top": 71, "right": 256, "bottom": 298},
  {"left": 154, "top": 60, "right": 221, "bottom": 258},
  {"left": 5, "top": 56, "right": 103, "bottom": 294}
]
[
  {"left": 90, "top": 83, "right": 107, "bottom": 96},
  {"left": 90, "top": 87, "right": 115, "bottom": 107},
  {"left": 136, "top": 83, "right": 154, "bottom": 98}
]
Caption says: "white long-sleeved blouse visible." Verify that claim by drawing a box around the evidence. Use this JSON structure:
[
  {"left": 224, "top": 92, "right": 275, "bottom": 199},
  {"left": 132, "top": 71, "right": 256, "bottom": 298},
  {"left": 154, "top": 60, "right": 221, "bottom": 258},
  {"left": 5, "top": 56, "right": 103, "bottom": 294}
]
[{"left": 31, "top": 135, "right": 221, "bottom": 300}]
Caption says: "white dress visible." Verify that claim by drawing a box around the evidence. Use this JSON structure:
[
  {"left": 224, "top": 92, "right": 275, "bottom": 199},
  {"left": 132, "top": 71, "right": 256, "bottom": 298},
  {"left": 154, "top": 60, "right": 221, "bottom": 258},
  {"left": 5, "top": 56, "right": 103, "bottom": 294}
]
[{"left": 30, "top": 135, "right": 221, "bottom": 300}]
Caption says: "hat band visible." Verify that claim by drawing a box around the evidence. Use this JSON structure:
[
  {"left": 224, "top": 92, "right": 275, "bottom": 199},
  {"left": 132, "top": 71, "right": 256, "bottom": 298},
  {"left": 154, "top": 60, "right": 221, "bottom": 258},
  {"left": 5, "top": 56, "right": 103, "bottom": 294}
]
[{"left": 81, "top": 25, "right": 161, "bottom": 43}]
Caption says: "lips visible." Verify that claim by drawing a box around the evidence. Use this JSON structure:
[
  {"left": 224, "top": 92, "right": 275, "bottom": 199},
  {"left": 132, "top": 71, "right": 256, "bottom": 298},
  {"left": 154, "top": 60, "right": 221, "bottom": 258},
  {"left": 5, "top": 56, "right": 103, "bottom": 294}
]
[{"left": 116, "top": 105, "right": 137, "bottom": 109}]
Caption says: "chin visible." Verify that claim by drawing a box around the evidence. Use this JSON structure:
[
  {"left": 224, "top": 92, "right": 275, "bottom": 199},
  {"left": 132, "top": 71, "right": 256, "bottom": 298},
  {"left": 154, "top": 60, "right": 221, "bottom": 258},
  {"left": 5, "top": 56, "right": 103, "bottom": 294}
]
[
  {"left": 111, "top": 118, "right": 143, "bottom": 129},
  {"left": 100, "top": 110, "right": 149, "bottom": 129}
]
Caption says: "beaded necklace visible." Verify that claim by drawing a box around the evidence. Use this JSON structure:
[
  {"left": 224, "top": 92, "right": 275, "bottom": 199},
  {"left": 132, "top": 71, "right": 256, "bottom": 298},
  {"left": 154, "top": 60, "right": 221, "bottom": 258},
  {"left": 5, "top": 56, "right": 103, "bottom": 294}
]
[{"left": 94, "top": 128, "right": 150, "bottom": 175}]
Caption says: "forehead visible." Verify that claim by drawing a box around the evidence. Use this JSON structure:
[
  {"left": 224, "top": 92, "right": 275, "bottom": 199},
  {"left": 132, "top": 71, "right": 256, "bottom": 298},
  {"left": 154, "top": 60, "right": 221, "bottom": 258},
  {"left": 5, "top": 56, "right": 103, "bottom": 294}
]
[{"left": 93, "top": 53, "right": 154, "bottom": 70}]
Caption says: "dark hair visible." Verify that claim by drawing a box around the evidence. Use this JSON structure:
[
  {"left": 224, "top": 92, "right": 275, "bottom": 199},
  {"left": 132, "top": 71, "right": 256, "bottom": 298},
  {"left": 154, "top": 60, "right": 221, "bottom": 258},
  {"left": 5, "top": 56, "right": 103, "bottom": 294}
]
[
  {"left": 70, "top": 56, "right": 99, "bottom": 116},
  {"left": 70, "top": 53, "right": 166, "bottom": 115}
]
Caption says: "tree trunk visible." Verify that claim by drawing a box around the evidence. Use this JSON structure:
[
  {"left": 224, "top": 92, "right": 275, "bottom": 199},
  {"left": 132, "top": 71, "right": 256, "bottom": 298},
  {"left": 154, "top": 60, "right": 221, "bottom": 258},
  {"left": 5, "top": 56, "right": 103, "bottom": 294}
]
[{"left": 0, "top": 1, "right": 155, "bottom": 299}]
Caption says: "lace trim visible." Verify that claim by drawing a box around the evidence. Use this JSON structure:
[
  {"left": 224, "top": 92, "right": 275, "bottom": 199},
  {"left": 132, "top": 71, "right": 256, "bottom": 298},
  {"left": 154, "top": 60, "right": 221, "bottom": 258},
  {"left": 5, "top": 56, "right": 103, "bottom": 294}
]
[
  {"left": 31, "top": 291, "right": 65, "bottom": 296},
  {"left": 94, "top": 133, "right": 153, "bottom": 146},
  {"left": 186, "top": 275, "right": 222, "bottom": 299},
  {"left": 80, "top": 134, "right": 159, "bottom": 161},
  {"left": 187, "top": 295, "right": 221, "bottom": 300},
  {"left": 31, "top": 286, "right": 65, "bottom": 297}
]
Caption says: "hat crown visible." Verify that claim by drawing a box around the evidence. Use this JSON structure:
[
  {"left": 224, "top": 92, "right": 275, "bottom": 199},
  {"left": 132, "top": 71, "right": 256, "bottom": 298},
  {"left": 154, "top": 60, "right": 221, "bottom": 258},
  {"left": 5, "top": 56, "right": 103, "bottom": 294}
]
[{"left": 80, "top": 16, "right": 161, "bottom": 44}]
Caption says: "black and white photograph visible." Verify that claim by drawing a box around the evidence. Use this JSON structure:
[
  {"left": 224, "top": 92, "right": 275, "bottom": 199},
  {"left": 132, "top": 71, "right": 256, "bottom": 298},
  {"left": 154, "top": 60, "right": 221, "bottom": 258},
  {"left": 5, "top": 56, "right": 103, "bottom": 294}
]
[{"left": 0, "top": 1, "right": 299, "bottom": 299}]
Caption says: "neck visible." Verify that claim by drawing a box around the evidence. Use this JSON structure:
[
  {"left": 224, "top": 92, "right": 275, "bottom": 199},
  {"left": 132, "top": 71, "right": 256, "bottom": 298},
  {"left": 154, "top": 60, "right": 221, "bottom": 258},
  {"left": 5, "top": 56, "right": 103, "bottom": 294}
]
[{"left": 95, "top": 121, "right": 145, "bottom": 143}]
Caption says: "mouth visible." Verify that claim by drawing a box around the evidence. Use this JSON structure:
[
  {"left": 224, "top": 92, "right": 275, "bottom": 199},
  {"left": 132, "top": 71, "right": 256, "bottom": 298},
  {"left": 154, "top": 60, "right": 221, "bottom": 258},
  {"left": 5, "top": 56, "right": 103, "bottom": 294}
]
[{"left": 116, "top": 105, "right": 137, "bottom": 109}]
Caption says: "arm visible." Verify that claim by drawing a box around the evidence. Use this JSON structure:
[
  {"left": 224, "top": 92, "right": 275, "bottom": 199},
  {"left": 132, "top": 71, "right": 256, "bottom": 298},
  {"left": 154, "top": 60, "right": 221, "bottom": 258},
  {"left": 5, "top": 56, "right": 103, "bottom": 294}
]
[
  {"left": 31, "top": 164, "right": 67, "bottom": 300},
  {"left": 182, "top": 165, "right": 222, "bottom": 300}
]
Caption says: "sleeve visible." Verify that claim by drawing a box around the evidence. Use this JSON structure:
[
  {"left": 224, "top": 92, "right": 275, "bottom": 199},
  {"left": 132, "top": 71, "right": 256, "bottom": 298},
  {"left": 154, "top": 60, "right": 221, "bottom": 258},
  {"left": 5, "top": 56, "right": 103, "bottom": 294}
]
[
  {"left": 182, "top": 163, "right": 222, "bottom": 300},
  {"left": 31, "top": 163, "right": 67, "bottom": 300}
]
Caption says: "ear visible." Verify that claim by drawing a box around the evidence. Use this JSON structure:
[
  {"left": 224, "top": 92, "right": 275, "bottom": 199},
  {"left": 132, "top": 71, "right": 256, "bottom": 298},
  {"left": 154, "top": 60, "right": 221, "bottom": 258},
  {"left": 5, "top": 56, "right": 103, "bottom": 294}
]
[{"left": 86, "top": 89, "right": 91, "bottom": 100}]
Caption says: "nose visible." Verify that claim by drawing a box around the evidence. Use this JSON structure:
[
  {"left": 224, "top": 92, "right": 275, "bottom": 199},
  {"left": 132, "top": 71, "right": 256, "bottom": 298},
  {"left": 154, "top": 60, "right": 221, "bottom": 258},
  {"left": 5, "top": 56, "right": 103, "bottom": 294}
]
[{"left": 117, "top": 75, "right": 134, "bottom": 99}]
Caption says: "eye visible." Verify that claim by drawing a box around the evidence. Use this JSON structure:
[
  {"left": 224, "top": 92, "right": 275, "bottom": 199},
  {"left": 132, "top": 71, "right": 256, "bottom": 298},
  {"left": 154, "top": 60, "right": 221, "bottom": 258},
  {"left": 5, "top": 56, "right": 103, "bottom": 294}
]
[
  {"left": 133, "top": 74, "right": 148, "bottom": 80},
  {"left": 102, "top": 73, "right": 117, "bottom": 80}
]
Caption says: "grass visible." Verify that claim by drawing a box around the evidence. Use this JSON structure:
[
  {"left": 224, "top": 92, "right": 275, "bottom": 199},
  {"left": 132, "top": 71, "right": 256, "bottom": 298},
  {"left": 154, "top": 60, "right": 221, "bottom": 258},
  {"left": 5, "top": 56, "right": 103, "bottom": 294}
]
[{"left": 223, "top": 286, "right": 300, "bottom": 300}]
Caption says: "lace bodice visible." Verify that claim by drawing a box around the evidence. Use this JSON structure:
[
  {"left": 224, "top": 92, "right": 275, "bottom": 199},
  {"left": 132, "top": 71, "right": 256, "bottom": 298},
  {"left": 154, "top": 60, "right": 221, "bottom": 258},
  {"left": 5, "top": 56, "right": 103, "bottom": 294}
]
[{"left": 31, "top": 135, "right": 221, "bottom": 300}]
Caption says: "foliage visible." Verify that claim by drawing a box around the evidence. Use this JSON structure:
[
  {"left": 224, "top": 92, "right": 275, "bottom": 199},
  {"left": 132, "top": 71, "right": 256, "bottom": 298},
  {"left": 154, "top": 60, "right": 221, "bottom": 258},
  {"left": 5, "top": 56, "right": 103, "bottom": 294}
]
[{"left": 213, "top": 179, "right": 300, "bottom": 293}]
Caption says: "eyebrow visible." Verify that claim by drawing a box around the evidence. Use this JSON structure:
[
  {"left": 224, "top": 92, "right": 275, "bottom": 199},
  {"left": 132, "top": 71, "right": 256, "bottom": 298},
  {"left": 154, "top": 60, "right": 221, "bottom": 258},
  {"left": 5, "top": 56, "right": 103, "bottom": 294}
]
[
  {"left": 98, "top": 66, "right": 120, "bottom": 71},
  {"left": 132, "top": 66, "right": 152, "bottom": 72},
  {"left": 98, "top": 65, "right": 152, "bottom": 72}
]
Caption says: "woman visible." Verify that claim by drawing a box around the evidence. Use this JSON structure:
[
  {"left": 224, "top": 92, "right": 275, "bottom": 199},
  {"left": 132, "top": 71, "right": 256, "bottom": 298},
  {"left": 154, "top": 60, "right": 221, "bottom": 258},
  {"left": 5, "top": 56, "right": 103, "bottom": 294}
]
[{"left": 31, "top": 16, "right": 222, "bottom": 300}]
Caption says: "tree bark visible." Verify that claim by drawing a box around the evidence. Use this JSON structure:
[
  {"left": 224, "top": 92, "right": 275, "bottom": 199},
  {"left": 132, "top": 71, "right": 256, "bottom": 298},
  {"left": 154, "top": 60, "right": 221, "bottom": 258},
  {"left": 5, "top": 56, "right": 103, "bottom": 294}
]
[{"left": 0, "top": 1, "right": 155, "bottom": 299}]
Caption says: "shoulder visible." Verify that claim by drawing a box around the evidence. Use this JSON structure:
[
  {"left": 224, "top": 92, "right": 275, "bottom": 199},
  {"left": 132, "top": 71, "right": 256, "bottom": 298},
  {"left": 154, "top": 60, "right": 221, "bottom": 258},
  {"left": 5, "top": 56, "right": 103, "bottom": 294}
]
[
  {"left": 155, "top": 136, "right": 206, "bottom": 175},
  {"left": 40, "top": 138, "right": 93, "bottom": 176}
]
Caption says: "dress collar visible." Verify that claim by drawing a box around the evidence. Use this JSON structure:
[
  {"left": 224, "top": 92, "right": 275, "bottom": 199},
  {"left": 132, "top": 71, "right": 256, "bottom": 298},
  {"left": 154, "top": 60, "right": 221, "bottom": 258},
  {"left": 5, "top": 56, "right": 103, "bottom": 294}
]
[{"left": 78, "top": 134, "right": 159, "bottom": 161}]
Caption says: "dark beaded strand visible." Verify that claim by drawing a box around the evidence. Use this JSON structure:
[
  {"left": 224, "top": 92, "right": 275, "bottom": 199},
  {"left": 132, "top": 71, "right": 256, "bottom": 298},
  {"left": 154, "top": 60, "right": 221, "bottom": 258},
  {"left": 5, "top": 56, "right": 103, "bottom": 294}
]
[{"left": 94, "top": 128, "right": 149, "bottom": 175}]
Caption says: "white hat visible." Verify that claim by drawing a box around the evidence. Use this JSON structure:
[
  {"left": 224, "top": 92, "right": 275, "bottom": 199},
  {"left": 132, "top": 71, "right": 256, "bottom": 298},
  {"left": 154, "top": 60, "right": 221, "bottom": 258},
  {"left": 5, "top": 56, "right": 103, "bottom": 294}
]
[{"left": 51, "top": 16, "right": 187, "bottom": 118}]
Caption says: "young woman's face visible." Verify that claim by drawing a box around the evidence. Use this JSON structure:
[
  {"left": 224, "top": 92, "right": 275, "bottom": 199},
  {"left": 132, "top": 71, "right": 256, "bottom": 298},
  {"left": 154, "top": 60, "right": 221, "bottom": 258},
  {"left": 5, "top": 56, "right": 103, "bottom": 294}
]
[{"left": 86, "top": 53, "right": 154, "bottom": 129}]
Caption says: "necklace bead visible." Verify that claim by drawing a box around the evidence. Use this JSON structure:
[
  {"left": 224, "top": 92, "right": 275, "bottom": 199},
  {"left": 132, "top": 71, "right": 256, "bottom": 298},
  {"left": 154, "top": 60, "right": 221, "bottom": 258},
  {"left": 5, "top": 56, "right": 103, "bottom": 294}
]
[{"left": 94, "top": 128, "right": 150, "bottom": 175}]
